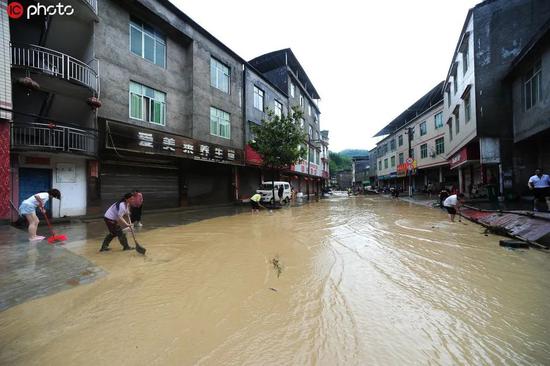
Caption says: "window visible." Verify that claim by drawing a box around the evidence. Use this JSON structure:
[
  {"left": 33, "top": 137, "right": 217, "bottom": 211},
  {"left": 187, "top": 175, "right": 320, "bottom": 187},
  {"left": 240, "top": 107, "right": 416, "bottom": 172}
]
[
  {"left": 129, "top": 81, "right": 166, "bottom": 125},
  {"left": 448, "top": 119, "right": 453, "bottom": 141},
  {"left": 390, "top": 139, "right": 396, "bottom": 151},
  {"left": 308, "top": 104, "right": 311, "bottom": 116},
  {"left": 379, "top": 161, "right": 382, "bottom": 170},
  {"left": 399, "top": 153, "right": 404, "bottom": 165},
  {"left": 420, "top": 121, "right": 427, "bottom": 136},
  {"left": 308, "top": 125, "right": 313, "bottom": 138},
  {"left": 391, "top": 156, "right": 395, "bottom": 167},
  {"left": 434, "top": 112, "right": 443, "bottom": 129},
  {"left": 290, "top": 83, "right": 295, "bottom": 97},
  {"left": 435, "top": 137, "right": 444, "bottom": 155},
  {"left": 384, "top": 159, "right": 388, "bottom": 169},
  {"left": 398, "top": 135, "right": 403, "bottom": 146},
  {"left": 524, "top": 60, "right": 542, "bottom": 111},
  {"left": 253, "top": 86, "right": 264, "bottom": 111},
  {"left": 420, "top": 144, "right": 428, "bottom": 159},
  {"left": 210, "top": 107, "right": 230, "bottom": 139},
  {"left": 452, "top": 69, "right": 458, "bottom": 95},
  {"left": 274, "top": 100, "right": 283, "bottom": 118},
  {"left": 454, "top": 108, "right": 460, "bottom": 134},
  {"left": 300, "top": 95, "right": 304, "bottom": 107},
  {"left": 210, "top": 58, "right": 230, "bottom": 93},
  {"left": 130, "top": 19, "right": 166, "bottom": 68},
  {"left": 447, "top": 90, "right": 451, "bottom": 107},
  {"left": 462, "top": 47, "right": 469, "bottom": 75},
  {"left": 464, "top": 94, "right": 471, "bottom": 123}
]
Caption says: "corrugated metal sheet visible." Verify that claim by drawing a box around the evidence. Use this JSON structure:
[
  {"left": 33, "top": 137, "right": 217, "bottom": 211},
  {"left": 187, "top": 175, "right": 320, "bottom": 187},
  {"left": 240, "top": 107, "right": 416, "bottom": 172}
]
[{"left": 461, "top": 209, "right": 550, "bottom": 242}]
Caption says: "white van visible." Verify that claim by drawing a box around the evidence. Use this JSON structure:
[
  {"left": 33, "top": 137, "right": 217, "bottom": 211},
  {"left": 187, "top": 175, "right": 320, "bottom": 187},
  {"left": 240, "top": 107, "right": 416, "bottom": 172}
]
[{"left": 256, "top": 181, "right": 292, "bottom": 204}]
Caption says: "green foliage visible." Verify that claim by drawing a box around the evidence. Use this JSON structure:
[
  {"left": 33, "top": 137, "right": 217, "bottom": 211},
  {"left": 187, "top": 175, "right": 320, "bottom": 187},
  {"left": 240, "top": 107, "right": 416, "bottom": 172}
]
[
  {"left": 329, "top": 151, "right": 352, "bottom": 173},
  {"left": 339, "top": 149, "right": 370, "bottom": 158},
  {"left": 250, "top": 107, "right": 307, "bottom": 169}
]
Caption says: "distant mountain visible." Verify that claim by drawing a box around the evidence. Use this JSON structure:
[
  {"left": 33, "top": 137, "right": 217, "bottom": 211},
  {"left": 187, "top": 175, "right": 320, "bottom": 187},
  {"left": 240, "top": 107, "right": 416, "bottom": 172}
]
[{"left": 339, "top": 149, "right": 370, "bottom": 157}]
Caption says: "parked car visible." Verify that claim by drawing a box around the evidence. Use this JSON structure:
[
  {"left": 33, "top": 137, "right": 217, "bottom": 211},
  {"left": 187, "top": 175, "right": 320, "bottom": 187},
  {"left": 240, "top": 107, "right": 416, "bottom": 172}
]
[{"left": 257, "top": 181, "right": 291, "bottom": 204}]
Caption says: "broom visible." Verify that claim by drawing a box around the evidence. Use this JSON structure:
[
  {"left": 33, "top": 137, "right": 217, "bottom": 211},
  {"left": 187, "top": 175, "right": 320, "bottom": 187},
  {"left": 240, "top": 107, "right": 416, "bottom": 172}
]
[
  {"left": 42, "top": 209, "right": 68, "bottom": 244},
  {"left": 127, "top": 215, "right": 146, "bottom": 255}
]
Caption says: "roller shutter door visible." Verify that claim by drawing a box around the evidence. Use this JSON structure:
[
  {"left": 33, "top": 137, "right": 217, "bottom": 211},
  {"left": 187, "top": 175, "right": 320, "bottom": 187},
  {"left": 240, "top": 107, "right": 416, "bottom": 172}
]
[{"left": 100, "top": 164, "right": 179, "bottom": 210}]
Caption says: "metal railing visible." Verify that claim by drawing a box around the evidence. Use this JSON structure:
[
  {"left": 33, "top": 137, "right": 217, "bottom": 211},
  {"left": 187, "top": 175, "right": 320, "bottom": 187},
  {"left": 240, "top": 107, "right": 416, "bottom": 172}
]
[
  {"left": 11, "top": 122, "right": 97, "bottom": 156},
  {"left": 10, "top": 44, "right": 98, "bottom": 92},
  {"left": 84, "top": 0, "right": 98, "bottom": 14}
]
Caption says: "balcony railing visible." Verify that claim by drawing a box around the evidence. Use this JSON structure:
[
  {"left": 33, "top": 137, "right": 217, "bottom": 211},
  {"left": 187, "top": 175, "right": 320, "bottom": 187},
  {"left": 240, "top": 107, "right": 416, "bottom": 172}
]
[
  {"left": 11, "top": 44, "right": 98, "bottom": 92},
  {"left": 84, "top": 0, "right": 98, "bottom": 14},
  {"left": 11, "top": 122, "right": 97, "bottom": 156}
]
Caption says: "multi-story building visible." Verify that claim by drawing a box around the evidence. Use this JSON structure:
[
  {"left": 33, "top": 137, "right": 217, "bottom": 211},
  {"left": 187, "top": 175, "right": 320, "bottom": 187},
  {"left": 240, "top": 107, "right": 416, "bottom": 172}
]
[
  {"left": 508, "top": 20, "right": 550, "bottom": 196},
  {"left": 249, "top": 49, "right": 327, "bottom": 197},
  {"left": 2, "top": 0, "right": 328, "bottom": 221},
  {"left": 443, "top": 0, "right": 550, "bottom": 197},
  {"left": 375, "top": 82, "right": 452, "bottom": 192},
  {"left": 7, "top": 0, "right": 99, "bottom": 219},
  {"left": 95, "top": 0, "right": 246, "bottom": 210},
  {"left": 351, "top": 155, "right": 370, "bottom": 189},
  {"left": 241, "top": 64, "right": 290, "bottom": 197}
]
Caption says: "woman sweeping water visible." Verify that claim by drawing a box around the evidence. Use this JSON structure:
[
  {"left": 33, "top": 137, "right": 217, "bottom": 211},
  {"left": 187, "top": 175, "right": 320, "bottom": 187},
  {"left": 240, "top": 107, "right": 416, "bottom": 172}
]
[
  {"left": 100, "top": 193, "right": 135, "bottom": 252},
  {"left": 19, "top": 189, "right": 61, "bottom": 241}
]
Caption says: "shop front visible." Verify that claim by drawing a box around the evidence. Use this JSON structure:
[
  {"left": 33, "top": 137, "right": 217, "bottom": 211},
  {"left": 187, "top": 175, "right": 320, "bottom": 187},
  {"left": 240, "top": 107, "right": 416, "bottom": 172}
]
[
  {"left": 99, "top": 119, "right": 243, "bottom": 210},
  {"left": 448, "top": 141, "right": 483, "bottom": 197}
]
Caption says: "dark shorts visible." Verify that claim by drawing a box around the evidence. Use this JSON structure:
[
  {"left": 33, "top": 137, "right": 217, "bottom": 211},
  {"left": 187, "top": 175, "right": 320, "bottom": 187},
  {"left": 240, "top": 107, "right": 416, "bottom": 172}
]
[
  {"left": 533, "top": 187, "right": 550, "bottom": 200},
  {"left": 104, "top": 218, "right": 122, "bottom": 235},
  {"left": 250, "top": 201, "right": 260, "bottom": 209},
  {"left": 445, "top": 207, "right": 457, "bottom": 215}
]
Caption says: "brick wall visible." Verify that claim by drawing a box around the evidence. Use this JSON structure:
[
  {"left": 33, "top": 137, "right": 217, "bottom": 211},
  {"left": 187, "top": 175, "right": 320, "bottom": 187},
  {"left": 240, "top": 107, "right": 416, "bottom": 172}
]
[{"left": 0, "top": 0, "right": 12, "bottom": 221}]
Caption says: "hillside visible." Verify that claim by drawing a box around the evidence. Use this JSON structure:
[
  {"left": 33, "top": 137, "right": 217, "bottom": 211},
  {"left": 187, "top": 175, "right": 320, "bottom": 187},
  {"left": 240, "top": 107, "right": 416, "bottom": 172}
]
[{"left": 339, "top": 149, "right": 369, "bottom": 157}]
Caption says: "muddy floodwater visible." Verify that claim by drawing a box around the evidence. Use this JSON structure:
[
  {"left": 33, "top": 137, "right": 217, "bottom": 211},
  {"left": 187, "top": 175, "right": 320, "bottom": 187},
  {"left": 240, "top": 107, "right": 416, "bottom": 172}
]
[{"left": 1, "top": 196, "right": 550, "bottom": 365}]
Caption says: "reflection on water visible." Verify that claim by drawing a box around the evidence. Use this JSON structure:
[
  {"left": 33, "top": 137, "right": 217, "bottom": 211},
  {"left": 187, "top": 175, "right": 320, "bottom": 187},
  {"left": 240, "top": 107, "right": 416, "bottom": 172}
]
[{"left": 1, "top": 197, "right": 549, "bottom": 365}]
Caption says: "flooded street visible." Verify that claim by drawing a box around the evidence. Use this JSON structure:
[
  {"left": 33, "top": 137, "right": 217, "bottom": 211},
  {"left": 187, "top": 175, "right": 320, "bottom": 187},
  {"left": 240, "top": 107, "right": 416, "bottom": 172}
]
[{"left": 1, "top": 196, "right": 549, "bottom": 365}]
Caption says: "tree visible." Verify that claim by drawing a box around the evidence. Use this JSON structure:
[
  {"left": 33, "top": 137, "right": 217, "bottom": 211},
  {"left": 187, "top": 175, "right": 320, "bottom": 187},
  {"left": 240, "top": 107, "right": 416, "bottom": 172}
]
[
  {"left": 329, "top": 151, "right": 352, "bottom": 174},
  {"left": 250, "top": 107, "right": 307, "bottom": 205}
]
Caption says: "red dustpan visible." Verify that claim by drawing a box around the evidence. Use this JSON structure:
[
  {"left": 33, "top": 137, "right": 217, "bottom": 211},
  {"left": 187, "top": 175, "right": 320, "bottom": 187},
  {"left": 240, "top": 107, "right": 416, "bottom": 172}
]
[{"left": 43, "top": 211, "right": 68, "bottom": 244}]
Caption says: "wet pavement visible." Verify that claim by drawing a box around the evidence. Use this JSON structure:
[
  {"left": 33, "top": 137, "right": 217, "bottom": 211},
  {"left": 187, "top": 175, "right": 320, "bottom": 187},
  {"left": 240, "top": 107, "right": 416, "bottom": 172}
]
[
  {"left": 0, "top": 203, "right": 250, "bottom": 312},
  {"left": 1, "top": 196, "right": 549, "bottom": 365}
]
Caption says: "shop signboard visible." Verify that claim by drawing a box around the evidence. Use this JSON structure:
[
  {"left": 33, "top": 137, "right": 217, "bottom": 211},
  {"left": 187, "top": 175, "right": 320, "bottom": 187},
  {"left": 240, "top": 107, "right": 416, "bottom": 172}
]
[
  {"left": 449, "top": 148, "right": 468, "bottom": 169},
  {"left": 397, "top": 159, "right": 417, "bottom": 177},
  {"left": 102, "top": 120, "right": 243, "bottom": 164}
]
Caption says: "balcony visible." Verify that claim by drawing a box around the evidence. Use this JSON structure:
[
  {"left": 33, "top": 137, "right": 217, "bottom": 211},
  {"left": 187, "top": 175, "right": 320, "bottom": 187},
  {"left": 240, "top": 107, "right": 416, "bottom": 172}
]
[
  {"left": 11, "top": 122, "right": 97, "bottom": 157},
  {"left": 11, "top": 44, "right": 99, "bottom": 93}
]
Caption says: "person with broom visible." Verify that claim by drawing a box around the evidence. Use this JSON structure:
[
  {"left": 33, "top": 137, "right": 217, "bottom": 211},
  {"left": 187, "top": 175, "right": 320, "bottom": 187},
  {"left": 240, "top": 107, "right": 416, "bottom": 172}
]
[
  {"left": 19, "top": 189, "right": 61, "bottom": 241},
  {"left": 100, "top": 193, "right": 135, "bottom": 252}
]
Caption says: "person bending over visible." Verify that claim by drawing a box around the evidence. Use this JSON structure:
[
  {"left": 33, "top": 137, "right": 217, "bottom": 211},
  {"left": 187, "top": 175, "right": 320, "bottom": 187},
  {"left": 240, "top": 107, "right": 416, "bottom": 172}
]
[
  {"left": 19, "top": 189, "right": 61, "bottom": 241},
  {"left": 443, "top": 193, "right": 465, "bottom": 222},
  {"left": 100, "top": 193, "right": 135, "bottom": 252}
]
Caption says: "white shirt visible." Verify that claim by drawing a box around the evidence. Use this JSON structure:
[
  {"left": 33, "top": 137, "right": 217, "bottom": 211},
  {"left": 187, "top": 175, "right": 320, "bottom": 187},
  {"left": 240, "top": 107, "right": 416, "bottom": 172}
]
[
  {"left": 443, "top": 195, "right": 458, "bottom": 207},
  {"left": 22, "top": 192, "right": 49, "bottom": 207},
  {"left": 104, "top": 201, "right": 129, "bottom": 221},
  {"left": 529, "top": 174, "right": 550, "bottom": 188}
]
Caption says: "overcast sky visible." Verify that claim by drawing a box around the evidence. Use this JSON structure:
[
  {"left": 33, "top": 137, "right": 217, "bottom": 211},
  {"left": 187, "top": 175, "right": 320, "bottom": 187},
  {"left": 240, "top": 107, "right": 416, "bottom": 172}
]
[{"left": 175, "top": 0, "right": 481, "bottom": 152}]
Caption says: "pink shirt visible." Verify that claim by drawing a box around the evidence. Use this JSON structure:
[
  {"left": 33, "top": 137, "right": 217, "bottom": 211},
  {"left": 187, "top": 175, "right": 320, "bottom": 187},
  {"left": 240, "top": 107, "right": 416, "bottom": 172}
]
[{"left": 131, "top": 192, "right": 143, "bottom": 207}]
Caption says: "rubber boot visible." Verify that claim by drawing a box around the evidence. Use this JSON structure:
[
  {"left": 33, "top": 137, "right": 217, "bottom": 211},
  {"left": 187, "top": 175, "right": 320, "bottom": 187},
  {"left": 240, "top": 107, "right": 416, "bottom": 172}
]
[
  {"left": 100, "top": 235, "right": 112, "bottom": 252},
  {"left": 120, "top": 234, "right": 134, "bottom": 251}
]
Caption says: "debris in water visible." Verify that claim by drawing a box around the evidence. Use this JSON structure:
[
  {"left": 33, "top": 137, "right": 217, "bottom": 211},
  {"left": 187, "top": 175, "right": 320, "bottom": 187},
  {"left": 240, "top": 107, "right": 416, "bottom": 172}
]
[
  {"left": 269, "top": 287, "right": 278, "bottom": 292},
  {"left": 271, "top": 256, "right": 283, "bottom": 278}
]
